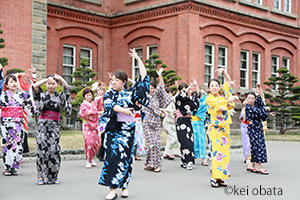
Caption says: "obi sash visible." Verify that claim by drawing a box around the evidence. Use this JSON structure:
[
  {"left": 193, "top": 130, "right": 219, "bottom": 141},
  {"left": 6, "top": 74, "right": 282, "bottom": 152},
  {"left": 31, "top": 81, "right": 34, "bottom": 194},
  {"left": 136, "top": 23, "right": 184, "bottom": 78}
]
[
  {"left": 39, "top": 110, "right": 61, "bottom": 121},
  {"left": 191, "top": 115, "right": 201, "bottom": 121},
  {"left": 176, "top": 109, "right": 191, "bottom": 118},
  {"left": 117, "top": 112, "right": 134, "bottom": 122},
  {"left": 242, "top": 118, "right": 249, "bottom": 125},
  {"left": 1, "top": 107, "right": 23, "bottom": 118}
]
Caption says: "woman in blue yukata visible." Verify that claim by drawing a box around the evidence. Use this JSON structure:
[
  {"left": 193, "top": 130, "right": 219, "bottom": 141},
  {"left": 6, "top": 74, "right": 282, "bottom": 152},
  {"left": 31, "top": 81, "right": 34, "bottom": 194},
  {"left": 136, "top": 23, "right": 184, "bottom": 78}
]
[
  {"left": 99, "top": 48, "right": 149, "bottom": 200},
  {"left": 244, "top": 84, "right": 271, "bottom": 175}
]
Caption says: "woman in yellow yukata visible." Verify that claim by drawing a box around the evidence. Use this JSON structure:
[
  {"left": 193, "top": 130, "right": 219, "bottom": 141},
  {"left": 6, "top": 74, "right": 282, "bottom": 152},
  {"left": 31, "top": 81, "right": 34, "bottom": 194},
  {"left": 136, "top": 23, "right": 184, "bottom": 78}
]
[{"left": 205, "top": 69, "right": 239, "bottom": 188}]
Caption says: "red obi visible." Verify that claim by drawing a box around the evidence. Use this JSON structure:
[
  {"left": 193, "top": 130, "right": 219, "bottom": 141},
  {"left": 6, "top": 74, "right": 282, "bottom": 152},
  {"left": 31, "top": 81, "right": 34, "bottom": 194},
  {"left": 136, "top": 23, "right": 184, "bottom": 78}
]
[
  {"left": 39, "top": 111, "right": 61, "bottom": 121},
  {"left": 1, "top": 107, "right": 23, "bottom": 118},
  {"left": 242, "top": 118, "right": 249, "bottom": 125}
]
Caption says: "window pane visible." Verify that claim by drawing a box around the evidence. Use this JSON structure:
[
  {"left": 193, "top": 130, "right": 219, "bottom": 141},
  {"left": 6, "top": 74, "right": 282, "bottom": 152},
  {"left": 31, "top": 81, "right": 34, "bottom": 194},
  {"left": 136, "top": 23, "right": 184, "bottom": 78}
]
[
  {"left": 272, "top": 65, "right": 277, "bottom": 73},
  {"left": 252, "top": 80, "right": 257, "bottom": 89},
  {"left": 253, "top": 63, "right": 258, "bottom": 71},
  {"left": 205, "top": 65, "right": 211, "bottom": 73},
  {"left": 252, "top": 72, "right": 257, "bottom": 79},
  {"left": 149, "top": 46, "right": 157, "bottom": 56},
  {"left": 134, "top": 67, "right": 140, "bottom": 78},
  {"left": 63, "top": 47, "right": 73, "bottom": 56},
  {"left": 218, "top": 76, "right": 225, "bottom": 85},
  {"left": 241, "top": 52, "right": 246, "bottom": 60},
  {"left": 205, "top": 55, "right": 212, "bottom": 64},
  {"left": 63, "top": 75, "right": 72, "bottom": 83},
  {"left": 80, "top": 49, "right": 90, "bottom": 58},
  {"left": 63, "top": 56, "right": 73, "bottom": 65},
  {"left": 218, "top": 57, "right": 225, "bottom": 66},
  {"left": 135, "top": 48, "right": 143, "bottom": 66},
  {"left": 241, "top": 71, "right": 246, "bottom": 78},
  {"left": 63, "top": 66, "right": 73, "bottom": 74},
  {"left": 219, "top": 48, "right": 225, "bottom": 57},
  {"left": 272, "top": 57, "right": 277, "bottom": 65},
  {"left": 205, "top": 75, "right": 210, "bottom": 83},
  {"left": 205, "top": 45, "right": 212, "bottom": 54},
  {"left": 240, "top": 61, "right": 247, "bottom": 69},
  {"left": 253, "top": 54, "right": 258, "bottom": 62},
  {"left": 241, "top": 79, "right": 245, "bottom": 87}
]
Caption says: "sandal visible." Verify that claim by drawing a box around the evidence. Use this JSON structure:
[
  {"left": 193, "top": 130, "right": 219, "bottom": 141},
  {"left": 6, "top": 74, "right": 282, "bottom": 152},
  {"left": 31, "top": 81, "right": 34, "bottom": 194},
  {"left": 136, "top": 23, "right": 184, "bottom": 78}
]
[
  {"left": 143, "top": 165, "right": 154, "bottom": 171},
  {"left": 257, "top": 169, "right": 269, "bottom": 175},
  {"left": 210, "top": 179, "right": 219, "bottom": 188},
  {"left": 106, "top": 193, "right": 117, "bottom": 200},
  {"left": 10, "top": 168, "right": 18, "bottom": 176},
  {"left": 121, "top": 190, "right": 129, "bottom": 198},
  {"left": 37, "top": 178, "right": 44, "bottom": 185},
  {"left": 167, "top": 155, "right": 175, "bottom": 160},
  {"left": 55, "top": 180, "right": 60, "bottom": 184},
  {"left": 154, "top": 167, "right": 161, "bottom": 173},
  {"left": 135, "top": 156, "right": 141, "bottom": 161},
  {"left": 217, "top": 179, "right": 227, "bottom": 187},
  {"left": 201, "top": 161, "right": 208, "bottom": 166},
  {"left": 3, "top": 170, "right": 11, "bottom": 176}
]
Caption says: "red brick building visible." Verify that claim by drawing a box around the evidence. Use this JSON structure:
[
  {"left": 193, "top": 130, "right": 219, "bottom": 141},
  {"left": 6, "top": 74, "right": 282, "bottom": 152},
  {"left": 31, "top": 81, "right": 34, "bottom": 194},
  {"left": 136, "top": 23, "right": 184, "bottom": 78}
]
[{"left": 1, "top": 0, "right": 299, "bottom": 129}]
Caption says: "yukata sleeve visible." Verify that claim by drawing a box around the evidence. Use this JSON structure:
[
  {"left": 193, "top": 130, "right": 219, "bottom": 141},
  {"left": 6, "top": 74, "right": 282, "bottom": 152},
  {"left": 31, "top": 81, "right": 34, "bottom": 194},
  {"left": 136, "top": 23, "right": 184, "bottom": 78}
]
[
  {"left": 80, "top": 103, "right": 98, "bottom": 123},
  {"left": 195, "top": 94, "right": 207, "bottom": 120},
  {"left": 31, "top": 86, "right": 44, "bottom": 116},
  {"left": 23, "top": 91, "right": 36, "bottom": 116},
  {"left": 222, "top": 81, "right": 234, "bottom": 110},
  {"left": 94, "top": 96, "right": 104, "bottom": 112},
  {"left": 245, "top": 103, "right": 269, "bottom": 122},
  {"left": 175, "top": 90, "right": 199, "bottom": 116},
  {"left": 0, "top": 68, "right": 3, "bottom": 97},
  {"left": 156, "top": 84, "right": 172, "bottom": 109},
  {"left": 131, "top": 75, "right": 150, "bottom": 107},
  {"left": 103, "top": 90, "right": 117, "bottom": 118},
  {"left": 60, "top": 85, "right": 72, "bottom": 116}
]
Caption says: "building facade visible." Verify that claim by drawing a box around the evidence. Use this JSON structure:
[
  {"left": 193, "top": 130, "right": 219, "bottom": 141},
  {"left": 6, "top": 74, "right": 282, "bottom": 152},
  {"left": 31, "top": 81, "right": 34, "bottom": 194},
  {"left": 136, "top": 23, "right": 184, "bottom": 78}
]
[{"left": 1, "top": 0, "right": 299, "bottom": 129}]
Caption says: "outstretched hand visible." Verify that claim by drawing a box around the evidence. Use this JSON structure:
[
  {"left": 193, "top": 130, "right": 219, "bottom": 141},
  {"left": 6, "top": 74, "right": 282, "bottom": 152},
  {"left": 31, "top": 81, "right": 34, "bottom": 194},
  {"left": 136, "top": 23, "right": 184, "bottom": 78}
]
[
  {"left": 128, "top": 48, "right": 138, "bottom": 59},
  {"left": 124, "top": 108, "right": 134, "bottom": 117},
  {"left": 215, "top": 68, "right": 225, "bottom": 76},
  {"left": 156, "top": 68, "right": 164, "bottom": 76},
  {"left": 28, "top": 65, "right": 36, "bottom": 74},
  {"left": 191, "top": 78, "right": 197, "bottom": 86}
]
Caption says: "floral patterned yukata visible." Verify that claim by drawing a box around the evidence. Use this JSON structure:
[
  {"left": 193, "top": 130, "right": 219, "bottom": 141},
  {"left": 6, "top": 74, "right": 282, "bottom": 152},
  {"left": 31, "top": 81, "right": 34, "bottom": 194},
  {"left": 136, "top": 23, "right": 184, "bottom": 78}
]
[
  {"left": 175, "top": 90, "right": 199, "bottom": 166},
  {"left": 80, "top": 96, "right": 103, "bottom": 163},
  {"left": 1, "top": 75, "right": 35, "bottom": 172},
  {"left": 142, "top": 84, "right": 172, "bottom": 169},
  {"left": 245, "top": 95, "right": 269, "bottom": 164},
  {"left": 191, "top": 94, "right": 207, "bottom": 159},
  {"left": 99, "top": 75, "right": 149, "bottom": 189},
  {"left": 205, "top": 82, "right": 234, "bottom": 180},
  {"left": 162, "top": 98, "right": 180, "bottom": 156},
  {"left": 33, "top": 85, "right": 72, "bottom": 183}
]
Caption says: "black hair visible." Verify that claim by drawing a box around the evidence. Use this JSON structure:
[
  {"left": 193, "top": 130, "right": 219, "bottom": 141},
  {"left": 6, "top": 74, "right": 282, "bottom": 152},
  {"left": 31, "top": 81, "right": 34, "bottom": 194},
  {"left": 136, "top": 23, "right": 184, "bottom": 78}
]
[
  {"left": 178, "top": 83, "right": 188, "bottom": 91},
  {"left": 150, "top": 81, "right": 157, "bottom": 88},
  {"left": 46, "top": 75, "right": 58, "bottom": 83},
  {"left": 241, "top": 97, "right": 246, "bottom": 104},
  {"left": 112, "top": 70, "right": 128, "bottom": 84},
  {"left": 5, "top": 74, "right": 18, "bottom": 90},
  {"left": 165, "top": 87, "right": 172, "bottom": 93},
  {"left": 208, "top": 78, "right": 220, "bottom": 88},
  {"left": 246, "top": 92, "right": 256, "bottom": 98},
  {"left": 83, "top": 88, "right": 94, "bottom": 98}
]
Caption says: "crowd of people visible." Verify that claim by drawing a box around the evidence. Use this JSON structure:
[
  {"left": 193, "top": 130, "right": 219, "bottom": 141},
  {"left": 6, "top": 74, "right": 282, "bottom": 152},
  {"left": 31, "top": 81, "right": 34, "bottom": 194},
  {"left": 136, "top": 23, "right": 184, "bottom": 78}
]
[{"left": 0, "top": 49, "right": 272, "bottom": 199}]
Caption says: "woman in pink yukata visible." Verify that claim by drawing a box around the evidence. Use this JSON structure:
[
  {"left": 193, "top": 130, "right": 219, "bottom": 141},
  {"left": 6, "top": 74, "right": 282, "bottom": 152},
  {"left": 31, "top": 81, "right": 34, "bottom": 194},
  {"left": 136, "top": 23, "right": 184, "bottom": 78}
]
[{"left": 80, "top": 87, "right": 104, "bottom": 168}]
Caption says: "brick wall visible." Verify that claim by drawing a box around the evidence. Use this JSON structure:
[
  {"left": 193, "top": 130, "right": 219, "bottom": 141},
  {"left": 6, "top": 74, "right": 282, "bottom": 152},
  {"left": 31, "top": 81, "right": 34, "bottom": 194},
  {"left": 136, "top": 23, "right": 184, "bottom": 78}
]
[{"left": 0, "top": 0, "right": 32, "bottom": 73}]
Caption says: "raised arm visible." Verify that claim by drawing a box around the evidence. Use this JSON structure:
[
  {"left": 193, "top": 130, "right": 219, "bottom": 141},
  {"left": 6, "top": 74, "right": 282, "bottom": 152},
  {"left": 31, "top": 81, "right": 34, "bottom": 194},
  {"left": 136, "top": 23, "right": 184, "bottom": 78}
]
[
  {"left": 129, "top": 48, "right": 146, "bottom": 80},
  {"left": 156, "top": 68, "right": 164, "bottom": 87},
  {"left": 128, "top": 77, "right": 136, "bottom": 86},
  {"left": 33, "top": 78, "right": 48, "bottom": 93},
  {"left": 54, "top": 74, "right": 68, "bottom": 88},
  {"left": 216, "top": 68, "right": 233, "bottom": 88},
  {"left": 191, "top": 78, "right": 200, "bottom": 95}
]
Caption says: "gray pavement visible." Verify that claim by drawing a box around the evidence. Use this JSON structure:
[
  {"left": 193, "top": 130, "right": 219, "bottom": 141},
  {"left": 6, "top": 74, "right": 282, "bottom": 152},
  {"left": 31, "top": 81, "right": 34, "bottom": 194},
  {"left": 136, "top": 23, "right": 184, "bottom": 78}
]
[{"left": 0, "top": 142, "right": 299, "bottom": 200}]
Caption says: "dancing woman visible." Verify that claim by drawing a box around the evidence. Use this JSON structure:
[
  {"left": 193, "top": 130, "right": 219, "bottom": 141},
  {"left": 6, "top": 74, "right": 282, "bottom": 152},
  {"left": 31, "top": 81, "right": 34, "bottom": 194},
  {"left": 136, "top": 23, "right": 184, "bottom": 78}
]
[
  {"left": 80, "top": 88, "right": 103, "bottom": 168},
  {"left": 162, "top": 87, "right": 181, "bottom": 160},
  {"left": 1, "top": 66, "right": 35, "bottom": 176},
  {"left": 142, "top": 68, "right": 172, "bottom": 173},
  {"left": 98, "top": 48, "right": 149, "bottom": 200},
  {"left": 205, "top": 69, "right": 239, "bottom": 187},
  {"left": 245, "top": 84, "right": 270, "bottom": 175},
  {"left": 175, "top": 79, "right": 200, "bottom": 170},
  {"left": 32, "top": 74, "right": 71, "bottom": 184},
  {"left": 240, "top": 98, "right": 251, "bottom": 164},
  {"left": 191, "top": 89, "right": 208, "bottom": 166}
]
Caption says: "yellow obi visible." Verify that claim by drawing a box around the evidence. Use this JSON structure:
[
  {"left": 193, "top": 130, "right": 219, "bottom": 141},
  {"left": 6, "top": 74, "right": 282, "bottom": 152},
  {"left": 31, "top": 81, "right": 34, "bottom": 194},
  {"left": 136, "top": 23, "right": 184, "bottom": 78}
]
[{"left": 191, "top": 116, "right": 201, "bottom": 121}]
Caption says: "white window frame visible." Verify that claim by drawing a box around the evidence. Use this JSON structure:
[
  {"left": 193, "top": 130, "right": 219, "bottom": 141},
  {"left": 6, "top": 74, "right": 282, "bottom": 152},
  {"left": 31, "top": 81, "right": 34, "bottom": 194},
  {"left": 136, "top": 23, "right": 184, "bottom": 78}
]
[
  {"left": 271, "top": 56, "right": 279, "bottom": 90},
  {"left": 252, "top": 52, "right": 261, "bottom": 89},
  {"left": 254, "top": 0, "right": 263, "bottom": 5},
  {"left": 80, "top": 47, "right": 93, "bottom": 82},
  {"left": 284, "top": 0, "right": 292, "bottom": 13},
  {"left": 282, "top": 57, "right": 290, "bottom": 70},
  {"left": 146, "top": 44, "right": 158, "bottom": 60},
  {"left": 204, "top": 44, "right": 214, "bottom": 85},
  {"left": 240, "top": 50, "right": 249, "bottom": 89},
  {"left": 218, "top": 46, "right": 228, "bottom": 85},
  {"left": 80, "top": 47, "right": 92, "bottom": 69},
  {"left": 63, "top": 45, "right": 76, "bottom": 83},
  {"left": 132, "top": 47, "right": 143, "bottom": 79},
  {"left": 273, "top": 0, "right": 281, "bottom": 9}
]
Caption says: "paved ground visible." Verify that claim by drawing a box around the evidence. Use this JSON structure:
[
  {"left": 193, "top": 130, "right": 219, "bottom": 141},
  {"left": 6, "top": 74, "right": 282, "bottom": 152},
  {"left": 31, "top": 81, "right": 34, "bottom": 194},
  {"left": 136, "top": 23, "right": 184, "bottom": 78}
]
[{"left": 0, "top": 142, "right": 299, "bottom": 200}]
